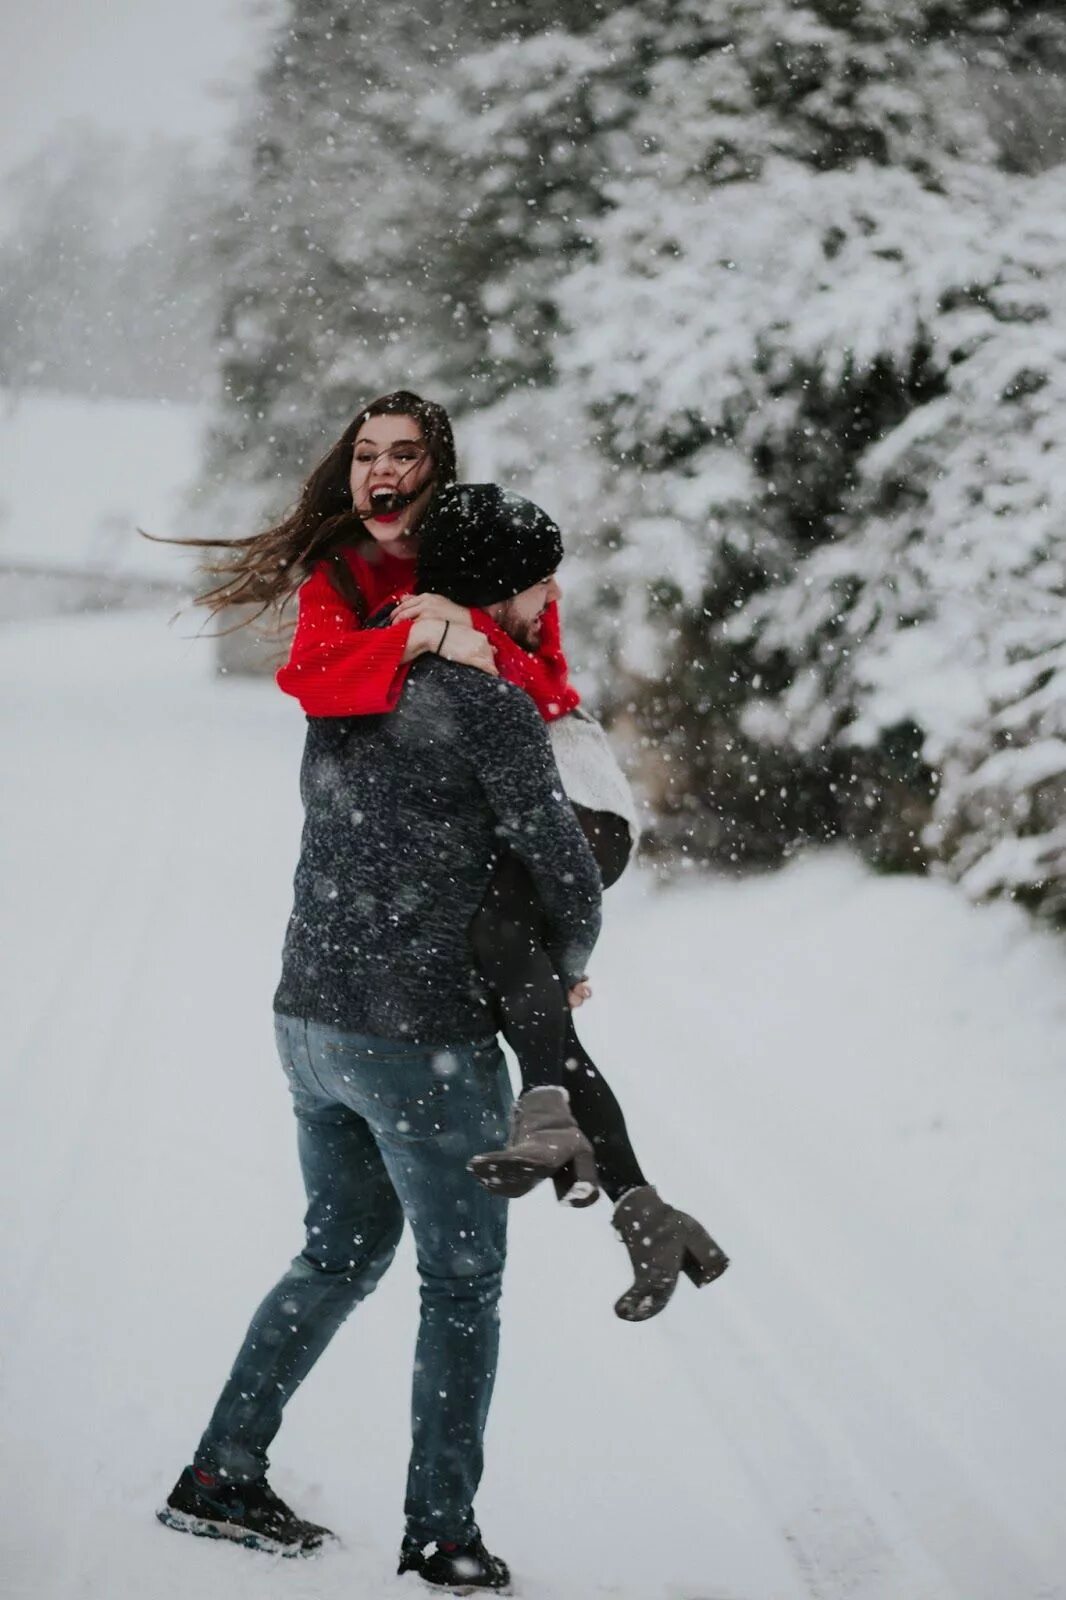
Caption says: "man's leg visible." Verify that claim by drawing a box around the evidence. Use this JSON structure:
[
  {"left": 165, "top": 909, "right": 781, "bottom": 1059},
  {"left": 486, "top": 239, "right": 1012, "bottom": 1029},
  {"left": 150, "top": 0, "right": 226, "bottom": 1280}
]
[
  {"left": 313, "top": 1025, "right": 512, "bottom": 1550},
  {"left": 388, "top": 1049, "right": 511, "bottom": 1550},
  {"left": 193, "top": 1017, "right": 404, "bottom": 1483}
]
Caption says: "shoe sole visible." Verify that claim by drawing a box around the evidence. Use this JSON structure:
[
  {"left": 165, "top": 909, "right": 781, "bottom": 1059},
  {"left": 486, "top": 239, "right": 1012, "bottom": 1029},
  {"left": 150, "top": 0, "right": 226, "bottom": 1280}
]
[
  {"left": 411, "top": 1575, "right": 513, "bottom": 1596},
  {"left": 467, "top": 1155, "right": 549, "bottom": 1198},
  {"left": 615, "top": 1251, "right": 731, "bottom": 1321},
  {"left": 468, "top": 1155, "right": 600, "bottom": 1208},
  {"left": 156, "top": 1505, "right": 328, "bottom": 1557}
]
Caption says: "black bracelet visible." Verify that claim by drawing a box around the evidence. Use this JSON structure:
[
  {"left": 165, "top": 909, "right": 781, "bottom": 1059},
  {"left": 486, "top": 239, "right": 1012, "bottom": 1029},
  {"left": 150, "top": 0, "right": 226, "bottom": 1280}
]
[{"left": 436, "top": 620, "right": 450, "bottom": 655}]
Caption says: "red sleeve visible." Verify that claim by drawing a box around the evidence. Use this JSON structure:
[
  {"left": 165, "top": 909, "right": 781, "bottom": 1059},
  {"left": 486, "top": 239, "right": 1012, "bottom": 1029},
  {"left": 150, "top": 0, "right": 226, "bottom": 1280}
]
[
  {"left": 471, "top": 600, "right": 580, "bottom": 722},
  {"left": 275, "top": 564, "right": 414, "bottom": 717}
]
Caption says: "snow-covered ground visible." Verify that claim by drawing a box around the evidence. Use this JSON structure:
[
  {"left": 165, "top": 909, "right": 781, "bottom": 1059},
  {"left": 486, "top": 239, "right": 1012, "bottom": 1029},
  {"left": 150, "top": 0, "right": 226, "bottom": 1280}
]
[{"left": 3, "top": 605, "right": 1065, "bottom": 1600}]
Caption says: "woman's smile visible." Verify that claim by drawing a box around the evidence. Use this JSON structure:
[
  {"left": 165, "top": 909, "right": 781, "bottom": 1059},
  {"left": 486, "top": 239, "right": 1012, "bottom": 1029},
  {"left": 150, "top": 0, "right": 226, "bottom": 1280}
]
[{"left": 350, "top": 417, "right": 435, "bottom": 549}]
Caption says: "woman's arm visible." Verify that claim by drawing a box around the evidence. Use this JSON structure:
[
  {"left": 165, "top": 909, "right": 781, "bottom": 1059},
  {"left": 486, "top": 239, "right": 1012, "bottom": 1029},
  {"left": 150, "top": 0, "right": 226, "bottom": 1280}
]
[
  {"left": 276, "top": 567, "right": 498, "bottom": 717},
  {"left": 275, "top": 565, "right": 421, "bottom": 717},
  {"left": 470, "top": 601, "right": 580, "bottom": 721}
]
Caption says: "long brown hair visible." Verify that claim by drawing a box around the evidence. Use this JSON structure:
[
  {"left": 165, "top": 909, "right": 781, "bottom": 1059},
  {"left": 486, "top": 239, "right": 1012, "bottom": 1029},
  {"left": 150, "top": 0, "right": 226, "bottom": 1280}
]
[{"left": 144, "top": 390, "right": 457, "bottom": 630}]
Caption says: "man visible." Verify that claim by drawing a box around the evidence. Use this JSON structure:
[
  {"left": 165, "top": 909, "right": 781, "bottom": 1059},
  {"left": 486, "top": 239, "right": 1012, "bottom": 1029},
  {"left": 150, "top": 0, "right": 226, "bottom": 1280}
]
[{"left": 159, "top": 486, "right": 602, "bottom": 1592}]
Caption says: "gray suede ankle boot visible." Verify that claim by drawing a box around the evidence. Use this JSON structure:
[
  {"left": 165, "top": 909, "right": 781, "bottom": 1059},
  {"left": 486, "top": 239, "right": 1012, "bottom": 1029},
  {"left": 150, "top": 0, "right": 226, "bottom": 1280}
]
[
  {"left": 467, "top": 1086, "right": 600, "bottom": 1206},
  {"left": 612, "top": 1184, "right": 729, "bottom": 1320}
]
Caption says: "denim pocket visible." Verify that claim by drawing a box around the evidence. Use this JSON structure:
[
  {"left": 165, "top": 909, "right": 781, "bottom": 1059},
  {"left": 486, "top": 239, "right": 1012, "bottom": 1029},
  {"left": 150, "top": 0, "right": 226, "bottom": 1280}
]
[
  {"left": 358, "top": 1045, "right": 506, "bottom": 1142},
  {"left": 368, "top": 1076, "right": 460, "bottom": 1140}
]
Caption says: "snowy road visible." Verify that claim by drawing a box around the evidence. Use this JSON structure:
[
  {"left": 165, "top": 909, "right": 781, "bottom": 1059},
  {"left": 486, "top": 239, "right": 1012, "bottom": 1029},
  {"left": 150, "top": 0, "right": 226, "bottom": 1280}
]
[{"left": 3, "top": 609, "right": 1065, "bottom": 1600}]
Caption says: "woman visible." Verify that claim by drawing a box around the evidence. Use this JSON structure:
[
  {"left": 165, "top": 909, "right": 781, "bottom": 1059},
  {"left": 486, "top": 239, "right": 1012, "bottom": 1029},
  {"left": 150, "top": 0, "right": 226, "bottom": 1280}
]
[{"left": 168, "top": 388, "right": 727, "bottom": 1321}]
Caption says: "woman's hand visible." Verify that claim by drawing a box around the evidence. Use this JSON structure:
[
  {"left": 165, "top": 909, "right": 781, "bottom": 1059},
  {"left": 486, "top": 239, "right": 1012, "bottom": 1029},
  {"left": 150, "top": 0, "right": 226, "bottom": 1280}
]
[
  {"left": 391, "top": 593, "right": 472, "bottom": 628},
  {"left": 567, "top": 979, "right": 592, "bottom": 1009},
  {"left": 403, "top": 616, "right": 498, "bottom": 675},
  {"left": 441, "top": 622, "right": 498, "bottom": 675}
]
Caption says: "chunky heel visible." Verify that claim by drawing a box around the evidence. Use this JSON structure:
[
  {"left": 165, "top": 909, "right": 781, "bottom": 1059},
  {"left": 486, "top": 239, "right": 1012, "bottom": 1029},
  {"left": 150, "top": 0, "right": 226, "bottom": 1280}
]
[
  {"left": 681, "top": 1230, "right": 729, "bottom": 1287},
  {"left": 612, "top": 1186, "right": 729, "bottom": 1321},
  {"left": 552, "top": 1145, "right": 600, "bottom": 1208}
]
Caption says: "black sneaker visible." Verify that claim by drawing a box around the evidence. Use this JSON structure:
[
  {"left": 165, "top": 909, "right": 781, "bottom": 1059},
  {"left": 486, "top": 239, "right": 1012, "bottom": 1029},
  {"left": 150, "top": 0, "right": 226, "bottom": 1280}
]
[
  {"left": 398, "top": 1534, "right": 511, "bottom": 1592},
  {"left": 157, "top": 1465, "right": 334, "bottom": 1556}
]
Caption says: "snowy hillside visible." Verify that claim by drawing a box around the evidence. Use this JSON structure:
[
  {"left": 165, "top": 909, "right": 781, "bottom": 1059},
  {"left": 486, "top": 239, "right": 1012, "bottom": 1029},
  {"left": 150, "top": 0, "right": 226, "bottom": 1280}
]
[{"left": 2, "top": 604, "right": 1065, "bottom": 1600}]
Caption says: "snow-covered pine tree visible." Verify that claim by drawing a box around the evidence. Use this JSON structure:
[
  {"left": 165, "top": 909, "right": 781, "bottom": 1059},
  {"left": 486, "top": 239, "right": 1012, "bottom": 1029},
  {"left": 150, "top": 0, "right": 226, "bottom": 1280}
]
[
  {"left": 446, "top": 1, "right": 1066, "bottom": 888},
  {"left": 732, "top": 165, "right": 1066, "bottom": 915},
  {"left": 200, "top": 2, "right": 463, "bottom": 526},
  {"left": 422, "top": 0, "right": 1021, "bottom": 412},
  {"left": 199, "top": 0, "right": 614, "bottom": 532}
]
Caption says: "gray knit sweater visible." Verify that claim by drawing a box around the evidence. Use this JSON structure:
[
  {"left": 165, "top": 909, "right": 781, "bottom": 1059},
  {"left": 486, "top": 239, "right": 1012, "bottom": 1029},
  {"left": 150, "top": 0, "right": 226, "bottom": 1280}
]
[{"left": 273, "top": 655, "right": 603, "bottom": 1044}]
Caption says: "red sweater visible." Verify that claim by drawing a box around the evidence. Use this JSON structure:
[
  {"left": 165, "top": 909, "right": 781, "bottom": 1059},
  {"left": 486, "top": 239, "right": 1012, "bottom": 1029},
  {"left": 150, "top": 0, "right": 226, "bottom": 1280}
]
[{"left": 275, "top": 544, "right": 581, "bottom": 722}]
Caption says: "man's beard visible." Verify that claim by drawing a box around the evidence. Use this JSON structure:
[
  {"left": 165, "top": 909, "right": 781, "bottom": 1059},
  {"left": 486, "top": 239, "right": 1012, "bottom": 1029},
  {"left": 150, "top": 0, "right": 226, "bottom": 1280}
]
[{"left": 495, "top": 602, "right": 541, "bottom": 651}]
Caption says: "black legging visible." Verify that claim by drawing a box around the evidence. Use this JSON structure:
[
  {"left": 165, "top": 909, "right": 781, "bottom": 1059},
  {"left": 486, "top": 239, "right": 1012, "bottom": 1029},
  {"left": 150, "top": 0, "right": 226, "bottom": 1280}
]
[{"left": 469, "top": 806, "right": 647, "bottom": 1202}]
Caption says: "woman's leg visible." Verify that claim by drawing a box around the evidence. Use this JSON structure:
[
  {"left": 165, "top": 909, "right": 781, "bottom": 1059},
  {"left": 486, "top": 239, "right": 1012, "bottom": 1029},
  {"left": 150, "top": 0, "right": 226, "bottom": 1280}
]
[
  {"left": 468, "top": 852, "right": 568, "bottom": 1092},
  {"left": 561, "top": 1015, "right": 646, "bottom": 1203},
  {"left": 467, "top": 809, "right": 633, "bottom": 1093},
  {"left": 564, "top": 806, "right": 648, "bottom": 1201},
  {"left": 469, "top": 810, "right": 648, "bottom": 1202},
  {"left": 468, "top": 808, "right": 634, "bottom": 1087},
  {"left": 471, "top": 812, "right": 729, "bottom": 1315}
]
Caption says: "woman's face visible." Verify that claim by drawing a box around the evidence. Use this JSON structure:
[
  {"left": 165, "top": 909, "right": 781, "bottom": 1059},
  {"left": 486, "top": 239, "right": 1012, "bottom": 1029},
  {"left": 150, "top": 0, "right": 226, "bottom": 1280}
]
[{"left": 350, "top": 413, "right": 435, "bottom": 553}]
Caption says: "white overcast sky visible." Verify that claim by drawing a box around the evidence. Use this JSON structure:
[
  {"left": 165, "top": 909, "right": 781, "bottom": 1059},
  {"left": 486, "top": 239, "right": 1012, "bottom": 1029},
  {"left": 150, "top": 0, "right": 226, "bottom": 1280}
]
[{"left": 0, "top": 0, "right": 277, "bottom": 176}]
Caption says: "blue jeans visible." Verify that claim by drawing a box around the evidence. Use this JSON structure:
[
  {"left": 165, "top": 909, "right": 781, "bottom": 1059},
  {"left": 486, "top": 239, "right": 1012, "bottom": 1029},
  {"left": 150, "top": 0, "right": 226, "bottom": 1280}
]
[{"left": 194, "top": 1014, "right": 513, "bottom": 1547}]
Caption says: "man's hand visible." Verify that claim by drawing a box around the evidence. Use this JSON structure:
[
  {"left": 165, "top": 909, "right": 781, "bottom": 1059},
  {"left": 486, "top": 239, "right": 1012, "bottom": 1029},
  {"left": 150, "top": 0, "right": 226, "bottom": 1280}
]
[
  {"left": 391, "top": 593, "right": 472, "bottom": 628},
  {"left": 567, "top": 979, "right": 592, "bottom": 1009},
  {"left": 403, "top": 616, "right": 498, "bottom": 674}
]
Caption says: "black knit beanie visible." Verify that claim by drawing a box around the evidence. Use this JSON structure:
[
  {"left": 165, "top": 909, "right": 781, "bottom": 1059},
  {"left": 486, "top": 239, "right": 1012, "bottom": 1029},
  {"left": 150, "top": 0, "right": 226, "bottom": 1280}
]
[{"left": 415, "top": 483, "right": 563, "bottom": 608}]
